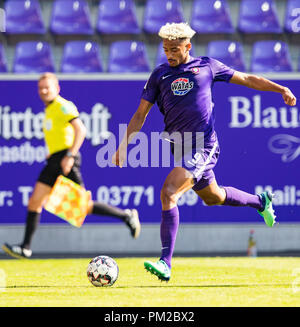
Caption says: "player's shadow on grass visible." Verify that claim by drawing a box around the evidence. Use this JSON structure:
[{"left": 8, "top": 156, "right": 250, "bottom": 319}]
[
  {"left": 4, "top": 285, "right": 90, "bottom": 290},
  {"left": 3, "top": 283, "right": 291, "bottom": 289},
  {"left": 121, "top": 283, "right": 291, "bottom": 288}
]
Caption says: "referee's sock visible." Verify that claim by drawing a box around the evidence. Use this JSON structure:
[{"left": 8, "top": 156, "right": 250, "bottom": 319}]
[
  {"left": 91, "top": 202, "right": 129, "bottom": 221},
  {"left": 22, "top": 211, "right": 41, "bottom": 250}
]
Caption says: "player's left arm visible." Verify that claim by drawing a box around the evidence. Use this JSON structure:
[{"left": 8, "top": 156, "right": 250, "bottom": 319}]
[
  {"left": 230, "top": 71, "right": 297, "bottom": 106},
  {"left": 61, "top": 118, "right": 86, "bottom": 175}
]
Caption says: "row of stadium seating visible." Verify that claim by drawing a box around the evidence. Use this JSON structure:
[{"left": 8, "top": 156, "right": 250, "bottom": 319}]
[
  {"left": 1, "top": 0, "right": 300, "bottom": 36},
  {"left": 0, "top": 39, "right": 299, "bottom": 73}
]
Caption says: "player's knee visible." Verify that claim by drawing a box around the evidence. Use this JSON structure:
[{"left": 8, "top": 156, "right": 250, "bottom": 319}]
[{"left": 160, "top": 186, "right": 177, "bottom": 206}]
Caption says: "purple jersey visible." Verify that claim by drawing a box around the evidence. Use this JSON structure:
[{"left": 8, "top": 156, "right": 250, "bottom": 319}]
[{"left": 142, "top": 56, "right": 235, "bottom": 145}]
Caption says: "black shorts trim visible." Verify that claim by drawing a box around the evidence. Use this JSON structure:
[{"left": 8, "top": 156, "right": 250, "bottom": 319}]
[{"left": 37, "top": 149, "right": 84, "bottom": 187}]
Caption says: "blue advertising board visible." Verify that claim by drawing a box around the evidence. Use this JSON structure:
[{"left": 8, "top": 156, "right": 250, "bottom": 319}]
[{"left": 0, "top": 77, "right": 299, "bottom": 224}]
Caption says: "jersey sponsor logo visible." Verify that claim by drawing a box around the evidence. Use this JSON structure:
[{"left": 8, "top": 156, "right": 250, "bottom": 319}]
[{"left": 171, "top": 78, "right": 194, "bottom": 96}]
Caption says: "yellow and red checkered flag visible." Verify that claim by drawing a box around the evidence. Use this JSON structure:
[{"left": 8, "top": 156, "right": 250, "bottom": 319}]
[{"left": 44, "top": 175, "right": 91, "bottom": 227}]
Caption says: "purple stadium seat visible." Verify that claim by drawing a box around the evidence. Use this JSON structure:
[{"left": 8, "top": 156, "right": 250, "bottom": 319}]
[
  {"left": 155, "top": 41, "right": 195, "bottom": 66},
  {"left": 284, "top": 0, "right": 300, "bottom": 33},
  {"left": 13, "top": 41, "right": 55, "bottom": 73},
  {"left": 97, "top": 0, "right": 140, "bottom": 34},
  {"left": 206, "top": 40, "right": 246, "bottom": 71},
  {"left": 238, "top": 0, "right": 282, "bottom": 34},
  {"left": 0, "top": 44, "right": 7, "bottom": 72},
  {"left": 191, "top": 0, "right": 234, "bottom": 34},
  {"left": 5, "top": 0, "right": 45, "bottom": 34},
  {"left": 143, "top": 0, "right": 184, "bottom": 34},
  {"left": 108, "top": 41, "right": 150, "bottom": 73},
  {"left": 61, "top": 41, "right": 103, "bottom": 73},
  {"left": 50, "top": 0, "right": 93, "bottom": 35},
  {"left": 251, "top": 41, "right": 293, "bottom": 72}
]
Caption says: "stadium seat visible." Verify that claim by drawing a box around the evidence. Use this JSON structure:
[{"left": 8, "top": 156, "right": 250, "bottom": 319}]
[
  {"left": 143, "top": 0, "right": 184, "bottom": 34},
  {"left": 0, "top": 44, "right": 7, "bottom": 72},
  {"left": 108, "top": 41, "right": 150, "bottom": 73},
  {"left": 5, "top": 0, "right": 45, "bottom": 34},
  {"left": 251, "top": 41, "right": 293, "bottom": 72},
  {"left": 61, "top": 41, "right": 103, "bottom": 73},
  {"left": 206, "top": 40, "right": 246, "bottom": 71},
  {"left": 190, "top": 0, "right": 234, "bottom": 34},
  {"left": 50, "top": 0, "right": 93, "bottom": 35},
  {"left": 97, "top": 0, "right": 140, "bottom": 34},
  {"left": 13, "top": 41, "right": 55, "bottom": 73},
  {"left": 155, "top": 41, "right": 195, "bottom": 66},
  {"left": 284, "top": 0, "right": 300, "bottom": 33},
  {"left": 238, "top": 0, "right": 282, "bottom": 34}
]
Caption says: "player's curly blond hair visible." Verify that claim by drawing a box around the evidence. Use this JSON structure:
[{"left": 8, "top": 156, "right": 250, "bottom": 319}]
[{"left": 158, "top": 22, "right": 196, "bottom": 40}]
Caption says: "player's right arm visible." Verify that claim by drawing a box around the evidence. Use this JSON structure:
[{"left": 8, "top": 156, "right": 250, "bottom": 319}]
[{"left": 112, "top": 99, "right": 153, "bottom": 167}]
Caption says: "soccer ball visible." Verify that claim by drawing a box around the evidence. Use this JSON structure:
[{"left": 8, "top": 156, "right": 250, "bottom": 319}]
[{"left": 87, "top": 255, "right": 119, "bottom": 287}]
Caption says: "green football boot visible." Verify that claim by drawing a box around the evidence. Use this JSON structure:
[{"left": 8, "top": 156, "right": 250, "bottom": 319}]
[
  {"left": 144, "top": 259, "right": 171, "bottom": 282},
  {"left": 258, "top": 191, "right": 276, "bottom": 227}
]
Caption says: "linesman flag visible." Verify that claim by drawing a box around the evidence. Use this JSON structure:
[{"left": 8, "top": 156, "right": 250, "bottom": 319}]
[{"left": 44, "top": 175, "right": 91, "bottom": 227}]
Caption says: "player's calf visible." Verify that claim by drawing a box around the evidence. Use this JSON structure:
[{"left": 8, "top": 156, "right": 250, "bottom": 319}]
[{"left": 202, "top": 193, "right": 226, "bottom": 206}]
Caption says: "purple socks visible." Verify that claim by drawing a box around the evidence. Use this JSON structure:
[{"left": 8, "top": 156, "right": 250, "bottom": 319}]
[
  {"left": 159, "top": 187, "right": 262, "bottom": 270},
  {"left": 160, "top": 206, "right": 179, "bottom": 269},
  {"left": 223, "top": 186, "right": 263, "bottom": 211}
]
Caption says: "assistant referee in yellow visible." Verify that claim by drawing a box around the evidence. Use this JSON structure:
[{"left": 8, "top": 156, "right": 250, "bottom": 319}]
[{"left": 2, "top": 72, "right": 140, "bottom": 259}]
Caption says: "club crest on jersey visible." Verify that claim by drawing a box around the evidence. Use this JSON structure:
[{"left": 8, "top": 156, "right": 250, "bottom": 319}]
[
  {"left": 171, "top": 78, "right": 194, "bottom": 96},
  {"left": 191, "top": 67, "right": 200, "bottom": 74}
]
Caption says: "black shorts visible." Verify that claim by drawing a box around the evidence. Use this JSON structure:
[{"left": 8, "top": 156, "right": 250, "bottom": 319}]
[{"left": 38, "top": 149, "right": 84, "bottom": 187}]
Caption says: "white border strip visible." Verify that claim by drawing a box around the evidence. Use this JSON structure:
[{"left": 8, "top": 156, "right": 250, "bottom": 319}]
[{"left": 0, "top": 72, "right": 299, "bottom": 81}]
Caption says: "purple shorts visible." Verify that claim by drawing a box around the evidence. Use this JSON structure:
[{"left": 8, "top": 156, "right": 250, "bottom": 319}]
[
  {"left": 171, "top": 141, "right": 220, "bottom": 191},
  {"left": 191, "top": 142, "right": 220, "bottom": 191}
]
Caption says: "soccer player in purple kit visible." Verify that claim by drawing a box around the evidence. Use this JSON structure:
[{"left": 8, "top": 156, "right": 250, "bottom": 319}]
[{"left": 112, "top": 23, "right": 297, "bottom": 281}]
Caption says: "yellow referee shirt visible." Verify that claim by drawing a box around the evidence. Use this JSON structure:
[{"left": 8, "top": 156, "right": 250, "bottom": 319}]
[{"left": 43, "top": 95, "right": 80, "bottom": 155}]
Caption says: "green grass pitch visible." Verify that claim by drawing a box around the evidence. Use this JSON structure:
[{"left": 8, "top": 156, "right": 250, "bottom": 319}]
[{"left": 1, "top": 257, "right": 300, "bottom": 307}]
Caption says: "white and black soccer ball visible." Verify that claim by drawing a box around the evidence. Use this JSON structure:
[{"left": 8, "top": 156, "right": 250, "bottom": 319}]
[{"left": 87, "top": 255, "right": 119, "bottom": 287}]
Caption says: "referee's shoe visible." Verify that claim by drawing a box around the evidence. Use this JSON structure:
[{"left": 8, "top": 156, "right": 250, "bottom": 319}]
[
  {"left": 2, "top": 243, "right": 32, "bottom": 259},
  {"left": 124, "top": 209, "right": 141, "bottom": 239}
]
